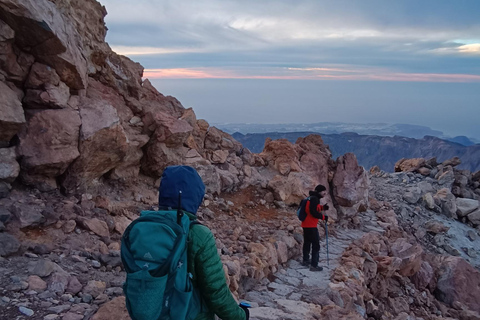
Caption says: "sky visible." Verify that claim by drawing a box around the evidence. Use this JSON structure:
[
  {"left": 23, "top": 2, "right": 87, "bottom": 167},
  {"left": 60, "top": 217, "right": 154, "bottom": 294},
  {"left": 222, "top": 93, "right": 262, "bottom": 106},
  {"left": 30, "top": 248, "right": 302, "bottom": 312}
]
[{"left": 100, "top": 0, "right": 480, "bottom": 139}]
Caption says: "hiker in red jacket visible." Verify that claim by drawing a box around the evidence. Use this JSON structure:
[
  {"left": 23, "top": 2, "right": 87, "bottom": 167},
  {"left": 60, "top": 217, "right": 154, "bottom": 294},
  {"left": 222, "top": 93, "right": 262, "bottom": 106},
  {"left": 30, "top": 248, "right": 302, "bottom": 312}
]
[{"left": 301, "top": 184, "right": 329, "bottom": 271}]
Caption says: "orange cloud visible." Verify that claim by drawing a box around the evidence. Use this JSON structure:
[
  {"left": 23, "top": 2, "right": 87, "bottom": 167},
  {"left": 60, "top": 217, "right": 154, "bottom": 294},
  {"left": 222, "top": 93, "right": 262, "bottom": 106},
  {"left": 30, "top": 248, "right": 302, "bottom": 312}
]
[{"left": 144, "top": 67, "right": 480, "bottom": 83}]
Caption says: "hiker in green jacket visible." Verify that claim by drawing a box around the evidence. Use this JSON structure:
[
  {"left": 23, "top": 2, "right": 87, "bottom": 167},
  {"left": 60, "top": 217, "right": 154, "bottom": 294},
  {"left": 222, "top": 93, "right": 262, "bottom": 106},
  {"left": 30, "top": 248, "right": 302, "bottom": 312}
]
[{"left": 159, "top": 165, "right": 249, "bottom": 320}]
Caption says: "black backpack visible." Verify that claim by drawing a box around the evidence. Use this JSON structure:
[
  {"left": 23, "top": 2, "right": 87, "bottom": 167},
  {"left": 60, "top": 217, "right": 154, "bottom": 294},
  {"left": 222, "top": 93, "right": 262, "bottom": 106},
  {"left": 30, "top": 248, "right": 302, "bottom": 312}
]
[{"left": 296, "top": 197, "right": 310, "bottom": 221}]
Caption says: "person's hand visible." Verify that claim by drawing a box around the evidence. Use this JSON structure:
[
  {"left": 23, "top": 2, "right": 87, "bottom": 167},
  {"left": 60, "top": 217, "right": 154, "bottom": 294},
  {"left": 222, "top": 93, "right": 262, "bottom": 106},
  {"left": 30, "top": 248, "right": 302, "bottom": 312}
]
[
  {"left": 239, "top": 302, "right": 250, "bottom": 320},
  {"left": 324, "top": 215, "right": 329, "bottom": 223},
  {"left": 323, "top": 204, "right": 329, "bottom": 211}
]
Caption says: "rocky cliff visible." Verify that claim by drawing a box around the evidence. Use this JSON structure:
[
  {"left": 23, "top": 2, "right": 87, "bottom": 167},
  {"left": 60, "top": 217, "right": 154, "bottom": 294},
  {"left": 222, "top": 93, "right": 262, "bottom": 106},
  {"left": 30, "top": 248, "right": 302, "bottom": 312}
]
[{"left": 1, "top": 1, "right": 480, "bottom": 320}]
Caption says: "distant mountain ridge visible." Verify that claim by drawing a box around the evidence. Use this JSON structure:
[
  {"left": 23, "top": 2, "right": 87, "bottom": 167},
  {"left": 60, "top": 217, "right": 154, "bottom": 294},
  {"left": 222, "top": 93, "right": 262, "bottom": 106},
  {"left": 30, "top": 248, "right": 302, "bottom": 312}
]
[
  {"left": 232, "top": 131, "right": 480, "bottom": 173},
  {"left": 216, "top": 122, "right": 479, "bottom": 145}
]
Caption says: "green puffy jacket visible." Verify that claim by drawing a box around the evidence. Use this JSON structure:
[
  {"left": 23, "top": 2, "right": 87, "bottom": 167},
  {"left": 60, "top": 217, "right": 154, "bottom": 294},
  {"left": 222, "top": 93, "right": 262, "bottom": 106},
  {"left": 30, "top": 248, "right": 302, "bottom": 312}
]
[{"left": 187, "top": 214, "right": 246, "bottom": 320}]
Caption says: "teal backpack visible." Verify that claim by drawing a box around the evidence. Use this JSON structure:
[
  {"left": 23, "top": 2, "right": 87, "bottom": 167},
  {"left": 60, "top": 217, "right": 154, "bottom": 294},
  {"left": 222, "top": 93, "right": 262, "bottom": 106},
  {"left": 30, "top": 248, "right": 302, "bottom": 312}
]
[{"left": 121, "top": 206, "right": 201, "bottom": 319}]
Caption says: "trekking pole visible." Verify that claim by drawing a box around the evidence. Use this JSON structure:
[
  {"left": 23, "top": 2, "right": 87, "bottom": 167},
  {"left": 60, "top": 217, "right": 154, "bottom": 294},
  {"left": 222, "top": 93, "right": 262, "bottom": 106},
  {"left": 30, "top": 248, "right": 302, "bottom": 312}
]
[{"left": 325, "top": 221, "right": 329, "bottom": 267}]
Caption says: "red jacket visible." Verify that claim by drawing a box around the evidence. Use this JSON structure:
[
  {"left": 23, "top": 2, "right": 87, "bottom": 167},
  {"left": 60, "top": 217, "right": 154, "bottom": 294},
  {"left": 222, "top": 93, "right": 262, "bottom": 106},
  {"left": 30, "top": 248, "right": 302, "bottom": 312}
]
[{"left": 301, "top": 195, "right": 328, "bottom": 228}]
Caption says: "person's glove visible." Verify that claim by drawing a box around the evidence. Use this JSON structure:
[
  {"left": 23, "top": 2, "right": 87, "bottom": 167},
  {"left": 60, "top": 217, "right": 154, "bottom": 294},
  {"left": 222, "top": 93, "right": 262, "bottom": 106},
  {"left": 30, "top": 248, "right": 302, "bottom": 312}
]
[
  {"left": 324, "top": 215, "right": 329, "bottom": 223},
  {"left": 239, "top": 302, "right": 250, "bottom": 320},
  {"left": 323, "top": 204, "right": 329, "bottom": 211}
]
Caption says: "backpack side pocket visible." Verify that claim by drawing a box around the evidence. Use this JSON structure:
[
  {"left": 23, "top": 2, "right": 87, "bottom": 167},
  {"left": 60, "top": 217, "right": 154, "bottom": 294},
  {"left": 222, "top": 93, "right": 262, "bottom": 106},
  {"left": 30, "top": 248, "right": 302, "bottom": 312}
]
[{"left": 124, "top": 269, "right": 168, "bottom": 320}]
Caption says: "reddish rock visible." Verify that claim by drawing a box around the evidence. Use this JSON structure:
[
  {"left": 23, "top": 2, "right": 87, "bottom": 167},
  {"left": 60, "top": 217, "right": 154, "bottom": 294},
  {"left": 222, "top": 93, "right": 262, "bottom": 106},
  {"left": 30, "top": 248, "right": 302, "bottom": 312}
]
[
  {"left": 113, "top": 216, "right": 131, "bottom": 235},
  {"left": 23, "top": 63, "right": 69, "bottom": 109},
  {"left": 142, "top": 110, "right": 193, "bottom": 176},
  {"left": 390, "top": 238, "right": 423, "bottom": 277},
  {"left": 91, "top": 296, "right": 129, "bottom": 320},
  {"left": 374, "top": 256, "right": 402, "bottom": 277},
  {"left": 66, "top": 276, "right": 82, "bottom": 295},
  {"left": 0, "top": 81, "right": 25, "bottom": 144},
  {"left": 267, "top": 172, "right": 314, "bottom": 205},
  {"left": 260, "top": 139, "right": 301, "bottom": 176},
  {"left": 442, "top": 156, "right": 461, "bottom": 167},
  {"left": 417, "top": 167, "right": 431, "bottom": 176},
  {"left": 62, "top": 99, "right": 128, "bottom": 190},
  {"left": 435, "top": 257, "right": 480, "bottom": 312},
  {"left": 394, "top": 158, "right": 426, "bottom": 172},
  {"left": 424, "top": 220, "right": 449, "bottom": 234},
  {"left": 27, "top": 275, "right": 47, "bottom": 292},
  {"left": 84, "top": 218, "right": 109, "bottom": 238},
  {"left": 332, "top": 153, "right": 369, "bottom": 207},
  {"left": 411, "top": 261, "right": 433, "bottom": 291},
  {"left": 83, "top": 280, "right": 106, "bottom": 298},
  {"left": 17, "top": 109, "right": 81, "bottom": 189}
]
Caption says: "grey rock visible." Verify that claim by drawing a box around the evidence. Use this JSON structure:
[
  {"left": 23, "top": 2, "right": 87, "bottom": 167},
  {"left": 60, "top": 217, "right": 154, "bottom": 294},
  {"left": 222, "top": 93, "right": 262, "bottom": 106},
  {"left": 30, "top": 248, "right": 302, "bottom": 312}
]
[
  {"left": 468, "top": 209, "right": 480, "bottom": 226},
  {"left": 30, "top": 259, "right": 57, "bottom": 277},
  {"left": 467, "top": 230, "right": 478, "bottom": 241},
  {"left": 0, "top": 233, "right": 20, "bottom": 257},
  {"left": 0, "top": 181, "right": 11, "bottom": 198},
  {"left": 0, "top": 207, "right": 12, "bottom": 223},
  {"left": 11, "top": 203, "right": 45, "bottom": 228},
  {"left": 456, "top": 198, "right": 479, "bottom": 217},
  {"left": 19, "top": 306, "right": 34, "bottom": 317},
  {"left": 443, "top": 244, "right": 461, "bottom": 256},
  {"left": 105, "top": 287, "right": 123, "bottom": 297},
  {"left": 47, "top": 304, "right": 71, "bottom": 314},
  {"left": 81, "top": 293, "right": 93, "bottom": 303}
]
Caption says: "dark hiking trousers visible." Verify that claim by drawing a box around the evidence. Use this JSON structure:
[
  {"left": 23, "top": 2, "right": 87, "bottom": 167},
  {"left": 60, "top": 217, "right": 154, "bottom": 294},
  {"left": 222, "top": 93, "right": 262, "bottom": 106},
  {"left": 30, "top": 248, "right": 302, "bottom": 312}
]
[{"left": 302, "top": 227, "right": 320, "bottom": 267}]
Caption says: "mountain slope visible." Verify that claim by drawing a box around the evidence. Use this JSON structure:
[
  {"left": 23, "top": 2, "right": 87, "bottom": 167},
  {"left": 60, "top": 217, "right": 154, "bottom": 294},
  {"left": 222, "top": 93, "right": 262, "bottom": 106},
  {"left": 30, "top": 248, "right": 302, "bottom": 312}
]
[{"left": 233, "top": 132, "right": 480, "bottom": 172}]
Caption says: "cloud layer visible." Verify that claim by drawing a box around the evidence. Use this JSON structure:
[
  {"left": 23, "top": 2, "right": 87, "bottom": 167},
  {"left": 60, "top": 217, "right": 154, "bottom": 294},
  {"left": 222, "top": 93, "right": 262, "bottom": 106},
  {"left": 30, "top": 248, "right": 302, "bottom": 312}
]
[{"left": 102, "top": 0, "right": 480, "bottom": 81}]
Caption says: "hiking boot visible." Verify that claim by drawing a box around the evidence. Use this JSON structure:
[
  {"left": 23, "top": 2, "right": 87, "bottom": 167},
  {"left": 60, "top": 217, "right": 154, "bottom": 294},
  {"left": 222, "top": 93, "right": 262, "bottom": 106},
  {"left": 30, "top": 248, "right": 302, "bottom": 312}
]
[
  {"left": 301, "top": 261, "right": 310, "bottom": 267},
  {"left": 309, "top": 266, "right": 323, "bottom": 272}
]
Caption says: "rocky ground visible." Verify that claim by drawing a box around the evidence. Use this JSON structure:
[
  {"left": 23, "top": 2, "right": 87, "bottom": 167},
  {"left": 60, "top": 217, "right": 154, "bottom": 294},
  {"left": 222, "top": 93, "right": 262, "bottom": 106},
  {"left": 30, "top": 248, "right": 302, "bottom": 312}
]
[{"left": 1, "top": 165, "right": 480, "bottom": 320}]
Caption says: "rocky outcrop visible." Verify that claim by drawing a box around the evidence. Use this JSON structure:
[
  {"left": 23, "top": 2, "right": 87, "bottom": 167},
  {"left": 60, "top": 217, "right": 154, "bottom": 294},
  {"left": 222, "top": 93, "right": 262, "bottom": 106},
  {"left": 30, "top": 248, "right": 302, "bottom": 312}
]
[
  {"left": 0, "top": 0, "right": 88, "bottom": 89},
  {"left": 333, "top": 153, "right": 369, "bottom": 210}
]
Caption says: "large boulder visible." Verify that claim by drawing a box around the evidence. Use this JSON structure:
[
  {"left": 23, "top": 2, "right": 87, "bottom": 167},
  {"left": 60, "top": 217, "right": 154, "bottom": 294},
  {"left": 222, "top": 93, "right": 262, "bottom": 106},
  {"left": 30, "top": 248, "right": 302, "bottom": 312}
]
[
  {"left": 390, "top": 238, "right": 423, "bottom": 277},
  {"left": 85, "top": 79, "right": 149, "bottom": 179},
  {"left": 268, "top": 172, "right": 314, "bottom": 205},
  {"left": 62, "top": 99, "right": 128, "bottom": 191},
  {"left": 17, "top": 109, "right": 81, "bottom": 190},
  {"left": 260, "top": 138, "right": 301, "bottom": 175},
  {"left": 435, "top": 257, "right": 480, "bottom": 312},
  {"left": 332, "top": 153, "right": 369, "bottom": 207},
  {"left": 295, "top": 134, "right": 332, "bottom": 190},
  {"left": 142, "top": 111, "right": 193, "bottom": 177},
  {"left": 456, "top": 198, "right": 479, "bottom": 217},
  {"left": 0, "top": 81, "right": 25, "bottom": 145},
  {"left": 0, "top": 0, "right": 88, "bottom": 89}
]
